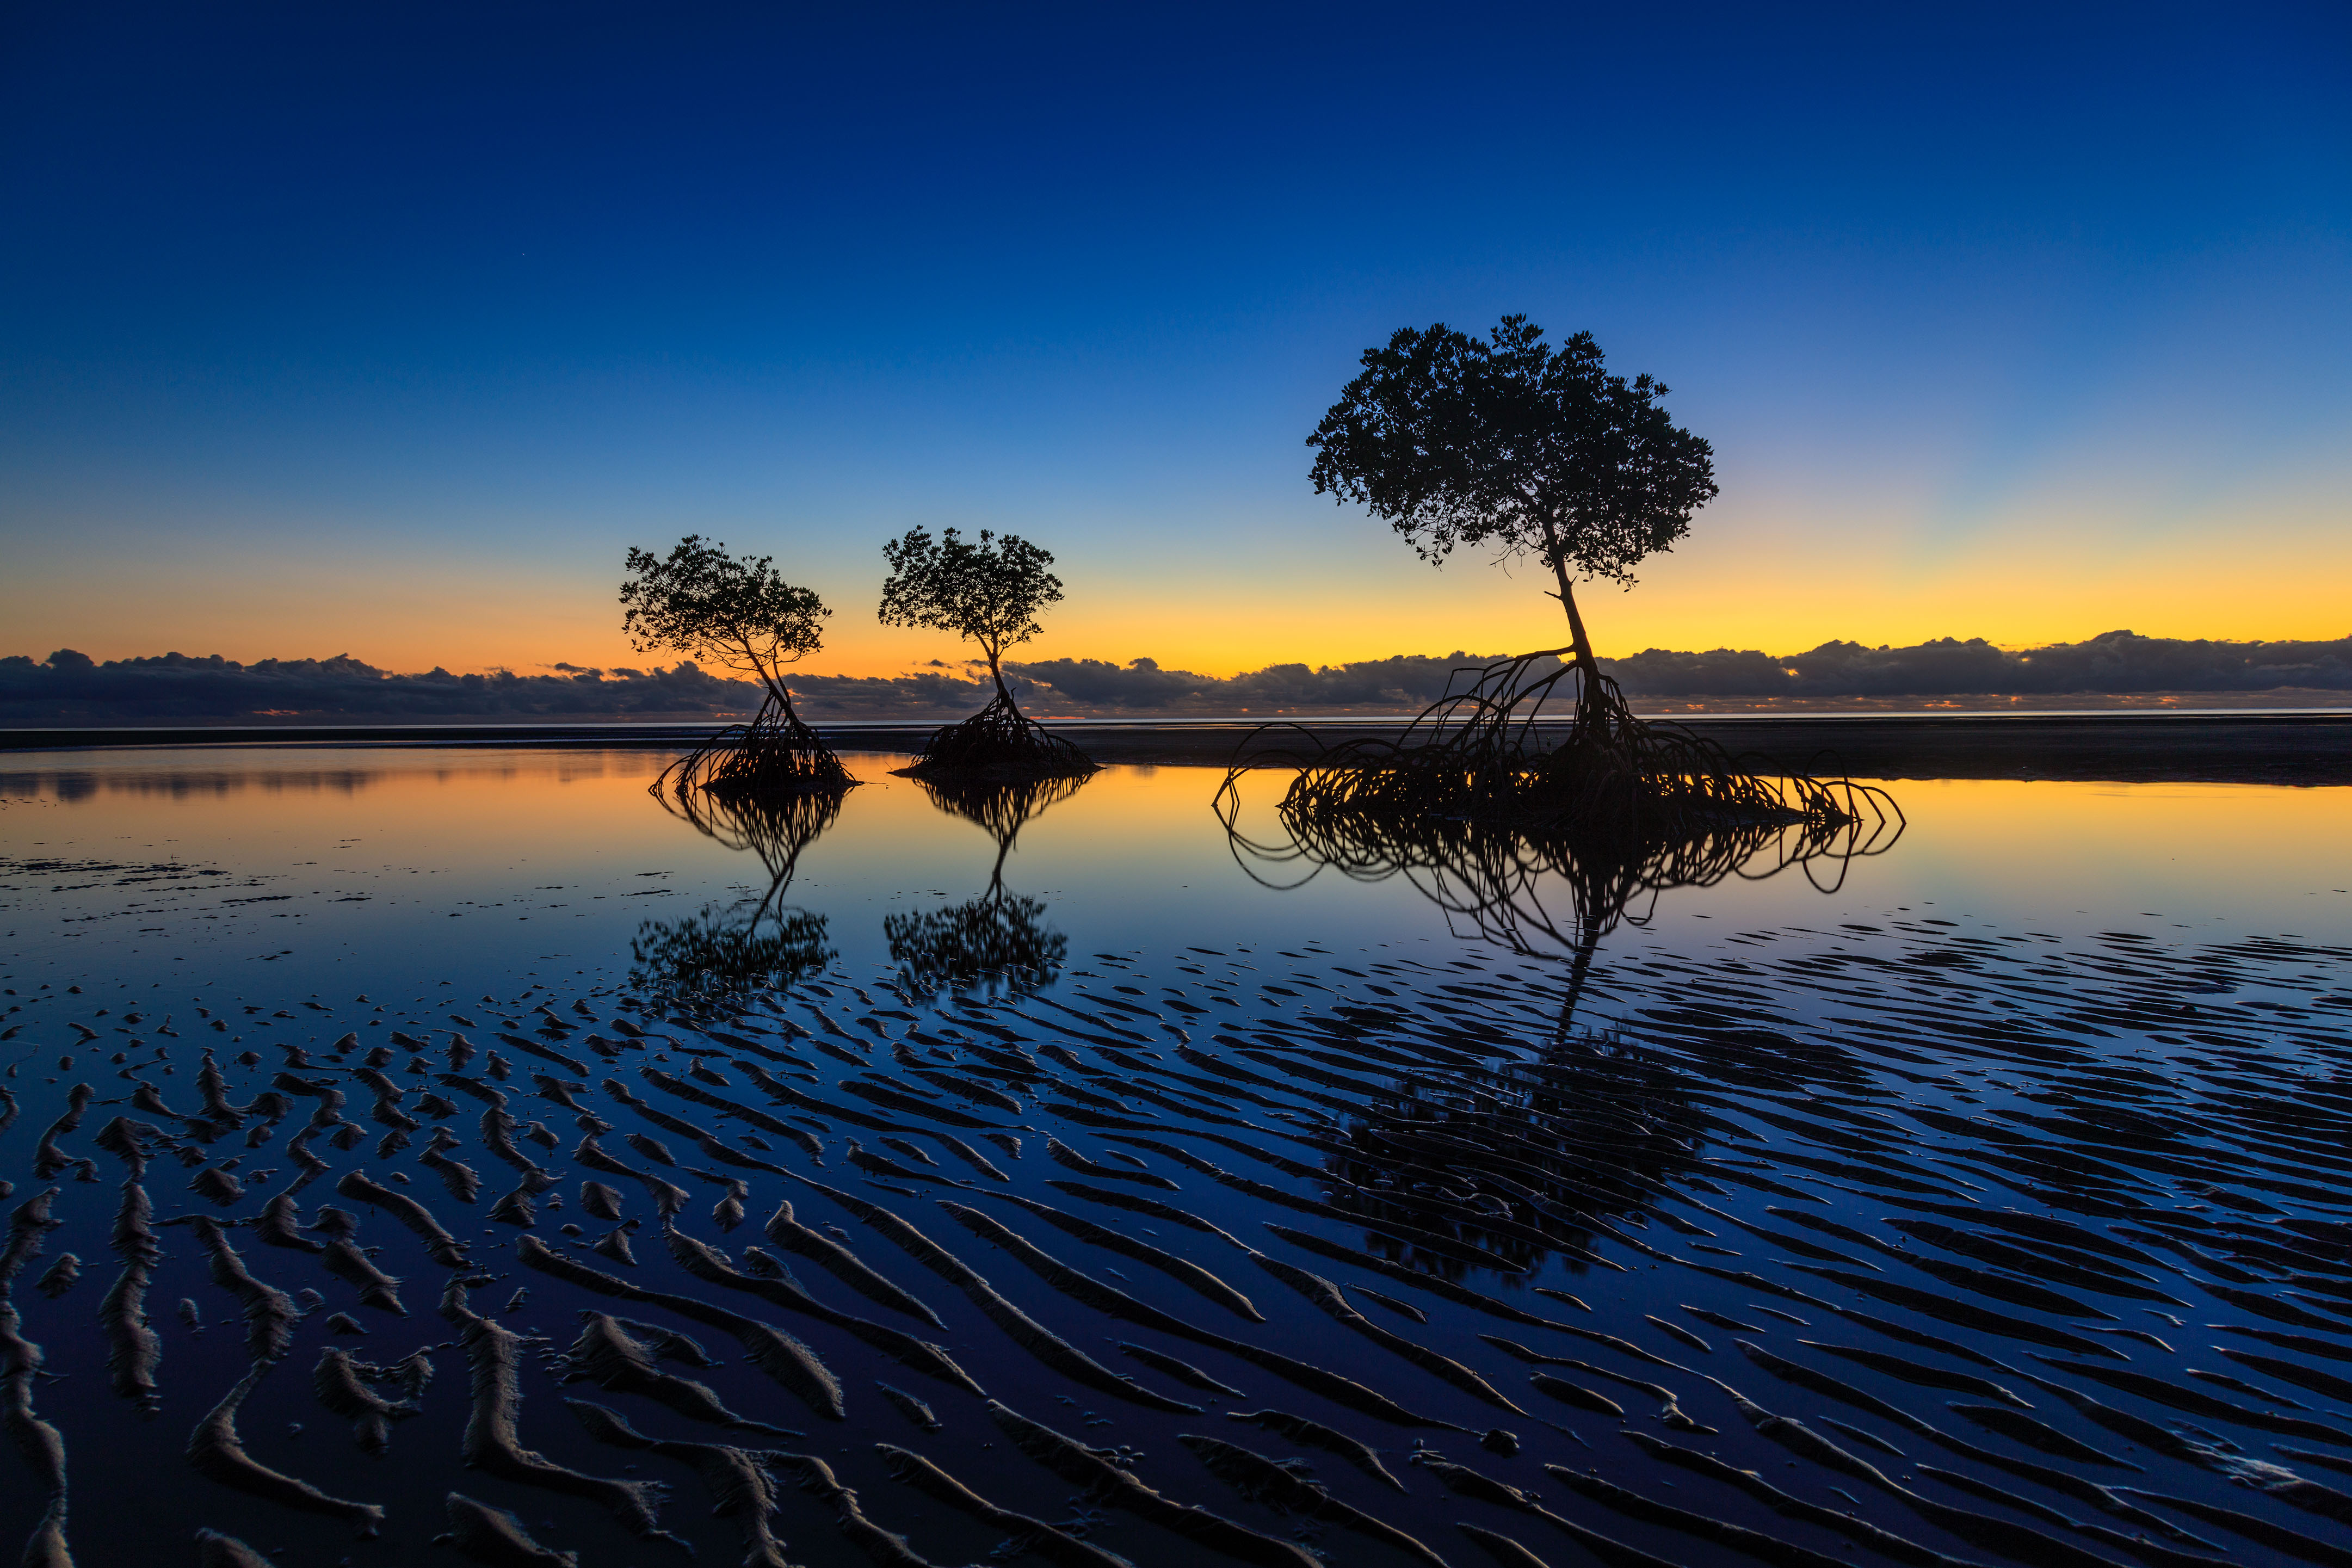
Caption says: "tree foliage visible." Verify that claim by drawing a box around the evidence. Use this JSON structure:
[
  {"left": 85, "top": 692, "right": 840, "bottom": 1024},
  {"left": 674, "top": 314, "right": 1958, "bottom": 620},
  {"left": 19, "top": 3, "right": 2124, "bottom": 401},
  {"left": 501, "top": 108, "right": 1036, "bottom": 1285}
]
[
  {"left": 630, "top": 907, "right": 835, "bottom": 998},
  {"left": 878, "top": 528, "right": 1063, "bottom": 693},
  {"left": 1307, "top": 315, "right": 1717, "bottom": 671},
  {"left": 620, "top": 535, "right": 830, "bottom": 711}
]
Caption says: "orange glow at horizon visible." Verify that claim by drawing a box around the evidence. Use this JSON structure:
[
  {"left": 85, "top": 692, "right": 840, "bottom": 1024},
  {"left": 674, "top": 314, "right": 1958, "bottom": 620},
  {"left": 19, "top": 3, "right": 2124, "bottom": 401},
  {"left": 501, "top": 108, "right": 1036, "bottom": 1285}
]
[{"left": 10, "top": 522, "right": 2347, "bottom": 681}]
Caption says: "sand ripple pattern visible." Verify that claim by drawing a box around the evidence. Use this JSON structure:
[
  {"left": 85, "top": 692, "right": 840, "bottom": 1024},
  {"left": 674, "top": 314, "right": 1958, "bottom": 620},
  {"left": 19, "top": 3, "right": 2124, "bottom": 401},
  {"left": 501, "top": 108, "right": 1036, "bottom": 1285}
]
[{"left": 1, "top": 924, "right": 2349, "bottom": 1566}]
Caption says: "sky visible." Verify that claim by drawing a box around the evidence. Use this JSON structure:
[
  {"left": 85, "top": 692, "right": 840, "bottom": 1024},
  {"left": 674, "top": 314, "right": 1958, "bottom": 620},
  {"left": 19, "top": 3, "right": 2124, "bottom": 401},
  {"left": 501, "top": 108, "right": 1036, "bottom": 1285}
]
[{"left": 2, "top": 1, "right": 2346, "bottom": 680}]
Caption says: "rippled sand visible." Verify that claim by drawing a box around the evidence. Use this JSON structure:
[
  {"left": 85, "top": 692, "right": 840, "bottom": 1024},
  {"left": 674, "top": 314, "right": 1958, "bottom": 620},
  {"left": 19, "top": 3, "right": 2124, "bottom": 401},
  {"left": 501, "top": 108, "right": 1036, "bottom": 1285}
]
[{"left": 1, "top": 751, "right": 2348, "bottom": 1565}]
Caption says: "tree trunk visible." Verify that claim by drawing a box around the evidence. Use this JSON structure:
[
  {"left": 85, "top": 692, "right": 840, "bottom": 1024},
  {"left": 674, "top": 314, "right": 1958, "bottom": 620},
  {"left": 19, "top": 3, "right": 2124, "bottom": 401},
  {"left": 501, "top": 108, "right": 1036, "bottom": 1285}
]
[
  {"left": 769, "top": 677, "right": 801, "bottom": 726},
  {"left": 1540, "top": 523, "right": 1603, "bottom": 713},
  {"left": 745, "top": 641, "right": 802, "bottom": 726},
  {"left": 987, "top": 650, "right": 1015, "bottom": 709}
]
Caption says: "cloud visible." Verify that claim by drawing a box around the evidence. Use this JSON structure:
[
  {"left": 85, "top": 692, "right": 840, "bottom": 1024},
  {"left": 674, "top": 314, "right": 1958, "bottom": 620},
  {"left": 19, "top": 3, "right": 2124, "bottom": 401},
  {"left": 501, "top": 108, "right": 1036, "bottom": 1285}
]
[
  {"left": 1612, "top": 631, "right": 2352, "bottom": 696},
  {"left": 5, "top": 629, "right": 2348, "bottom": 725}
]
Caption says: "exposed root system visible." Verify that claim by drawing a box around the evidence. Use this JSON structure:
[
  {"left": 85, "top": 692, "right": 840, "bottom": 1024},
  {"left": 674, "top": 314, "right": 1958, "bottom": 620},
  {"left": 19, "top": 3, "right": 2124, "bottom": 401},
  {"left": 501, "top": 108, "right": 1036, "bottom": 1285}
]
[
  {"left": 658, "top": 689, "right": 855, "bottom": 800},
  {"left": 1226, "top": 650, "right": 1887, "bottom": 837},
  {"left": 897, "top": 690, "right": 1096, "bottom": 784}
]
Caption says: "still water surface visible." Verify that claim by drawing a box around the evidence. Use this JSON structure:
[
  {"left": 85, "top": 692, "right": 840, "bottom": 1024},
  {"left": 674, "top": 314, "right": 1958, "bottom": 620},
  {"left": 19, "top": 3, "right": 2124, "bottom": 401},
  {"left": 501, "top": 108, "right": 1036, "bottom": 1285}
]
[{"left": 1, "top": 746, "right": 2348, "bottom": 1568}]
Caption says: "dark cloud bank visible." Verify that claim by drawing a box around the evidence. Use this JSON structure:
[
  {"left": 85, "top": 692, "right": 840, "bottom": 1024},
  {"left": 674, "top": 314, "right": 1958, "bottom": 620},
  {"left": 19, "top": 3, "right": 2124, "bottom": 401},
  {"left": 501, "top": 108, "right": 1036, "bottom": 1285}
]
[{"left": 5, "top": 631, "right": 2349, "bottom": 726}]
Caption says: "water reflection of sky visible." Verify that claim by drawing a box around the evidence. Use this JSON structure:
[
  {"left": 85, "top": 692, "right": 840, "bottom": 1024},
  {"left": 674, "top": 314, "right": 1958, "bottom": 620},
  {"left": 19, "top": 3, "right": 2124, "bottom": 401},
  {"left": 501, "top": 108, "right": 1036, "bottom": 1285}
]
[
  {"left": 4, "top": 749, "right": 2350, "bottom": 1007},
  {"left": 7, "top": 745, "right": 2352, "bottom": 1568}
]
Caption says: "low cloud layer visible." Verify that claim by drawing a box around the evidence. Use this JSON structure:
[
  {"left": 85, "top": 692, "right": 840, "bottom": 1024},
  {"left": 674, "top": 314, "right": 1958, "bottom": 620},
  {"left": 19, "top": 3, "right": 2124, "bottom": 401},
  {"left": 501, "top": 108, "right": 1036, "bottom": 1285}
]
[{"left": 5, "top": 629, "right": 2348, "bottom": 726}]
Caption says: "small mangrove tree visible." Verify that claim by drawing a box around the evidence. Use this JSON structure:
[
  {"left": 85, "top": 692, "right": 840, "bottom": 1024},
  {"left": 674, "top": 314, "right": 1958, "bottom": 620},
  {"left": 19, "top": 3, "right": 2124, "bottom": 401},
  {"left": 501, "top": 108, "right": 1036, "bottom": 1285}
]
[
  {"left": 877, "top": 526, "right": 1095, "bottom": 781},
  {"left": 1283, "top": 313, "right": 1850, "bottom": 836},
  {"left": 620, "top": 535, "right": 854, "bottom": 797}
]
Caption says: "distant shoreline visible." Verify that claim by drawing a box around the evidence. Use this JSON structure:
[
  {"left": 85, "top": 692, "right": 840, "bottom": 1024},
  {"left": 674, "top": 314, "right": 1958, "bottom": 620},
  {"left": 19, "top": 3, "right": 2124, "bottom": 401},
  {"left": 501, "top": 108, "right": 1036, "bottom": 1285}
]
[{"left": 5, "top": 710, "right": 2350, "bottom": 785}]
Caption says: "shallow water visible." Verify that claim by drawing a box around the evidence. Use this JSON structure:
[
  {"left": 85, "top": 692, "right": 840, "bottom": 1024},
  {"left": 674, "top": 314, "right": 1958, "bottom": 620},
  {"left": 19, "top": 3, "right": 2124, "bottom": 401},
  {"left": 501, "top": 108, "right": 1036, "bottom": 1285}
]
[{"left": 2, "top": 745, "right": 2350, "bottom": 1568}]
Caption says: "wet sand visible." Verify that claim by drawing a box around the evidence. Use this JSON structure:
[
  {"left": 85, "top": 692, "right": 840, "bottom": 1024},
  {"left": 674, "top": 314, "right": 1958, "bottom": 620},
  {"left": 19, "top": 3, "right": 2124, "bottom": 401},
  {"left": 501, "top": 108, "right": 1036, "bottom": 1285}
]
[{"left": 6, "top": 711, "right": 2351, "bottom": 783}]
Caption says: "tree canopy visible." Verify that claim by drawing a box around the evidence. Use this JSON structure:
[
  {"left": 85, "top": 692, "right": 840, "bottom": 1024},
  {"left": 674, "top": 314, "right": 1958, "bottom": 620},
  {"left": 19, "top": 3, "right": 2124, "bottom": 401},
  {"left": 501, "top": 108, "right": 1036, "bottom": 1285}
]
[
  {"left": 1306, "top": 314, "right": 1716, "bottom": 674},
  {"left": 878, "top": 527, "right": 1063, "bottom": 696},
  {"left": 620, "top": 535, "right": 830, "bottom": 715}
]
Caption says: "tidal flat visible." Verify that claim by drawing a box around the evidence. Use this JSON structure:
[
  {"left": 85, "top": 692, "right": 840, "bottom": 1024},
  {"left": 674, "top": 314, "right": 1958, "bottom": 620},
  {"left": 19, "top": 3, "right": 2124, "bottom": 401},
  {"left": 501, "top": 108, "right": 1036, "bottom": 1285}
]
[{"left": 1, "top": 745, "right": 2349, "bottom": 1568}]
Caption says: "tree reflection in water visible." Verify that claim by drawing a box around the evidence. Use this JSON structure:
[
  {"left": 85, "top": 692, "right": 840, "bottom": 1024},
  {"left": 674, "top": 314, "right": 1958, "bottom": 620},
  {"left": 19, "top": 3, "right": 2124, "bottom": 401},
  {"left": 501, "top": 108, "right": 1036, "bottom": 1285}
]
[
  {"left": 632, "top": 785, "right": 843, "bottom": 999},
  {"left": 1214, "top": 770, "right": 1904, "bottom": 1279},
  {"left": 886, "top": 774, "right": 1086, "bottom": 1002}
]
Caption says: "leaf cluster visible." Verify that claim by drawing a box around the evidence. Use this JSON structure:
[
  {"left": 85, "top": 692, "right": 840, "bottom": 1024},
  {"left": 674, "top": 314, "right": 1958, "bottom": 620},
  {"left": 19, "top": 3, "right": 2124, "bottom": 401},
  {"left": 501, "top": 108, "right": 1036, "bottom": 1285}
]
[
  {"left": 877, "top": 527, "right": 1063, "bottom": 664},
  {"left": 884, "top": 892, "right": 1066, "bottom": 1001},
  {"left": 619, "top": 535, "right": 830, "bottom": 693},
  {"left": 1307, "top": 315, "right": 1718, "bottom": 588},
  {"left": 629, "top": 906, "right": 835, "bottom": 998}
]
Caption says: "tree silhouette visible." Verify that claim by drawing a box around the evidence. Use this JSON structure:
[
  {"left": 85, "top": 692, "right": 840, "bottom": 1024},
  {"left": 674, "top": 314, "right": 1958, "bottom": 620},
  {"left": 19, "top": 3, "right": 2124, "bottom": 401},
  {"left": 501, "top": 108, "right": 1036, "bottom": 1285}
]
[
  {"left": 621, "top": 535, "right": 851, "bottom": 795},
  {"left": 1307, "top": 315, "right": 1717, "bottom": 708},
  {"left": 877, "top": 527, "right": 1094, "bottom": 781},
  {"left": 632, "top": 785, "right": 844, "bottom": 998},
  {"left": 622, "top": 535, "right": 829, "bottom": 719},
  {"left": 878, "top": 527, "right": 1062, "bottom": 706},
  {"left": 884, "top": 774, "right": 1085, "bottom": 1001}
]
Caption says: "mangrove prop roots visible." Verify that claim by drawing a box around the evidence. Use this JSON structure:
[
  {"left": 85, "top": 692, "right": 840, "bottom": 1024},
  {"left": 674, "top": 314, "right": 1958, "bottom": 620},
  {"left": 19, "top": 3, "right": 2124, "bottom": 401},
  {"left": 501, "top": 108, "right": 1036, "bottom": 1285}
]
[
  {"left": 658, "top": 689, "right": 855, "bottom": 800},
  {"left": 1226, "top": 650, "right": 1896, "bottom": 838},
  {"left": 1217, "top": 651, "right": 1902, "bottom": 974},
  {"left": 898, "top": 690, "right": 1096, "bottom": 784}
]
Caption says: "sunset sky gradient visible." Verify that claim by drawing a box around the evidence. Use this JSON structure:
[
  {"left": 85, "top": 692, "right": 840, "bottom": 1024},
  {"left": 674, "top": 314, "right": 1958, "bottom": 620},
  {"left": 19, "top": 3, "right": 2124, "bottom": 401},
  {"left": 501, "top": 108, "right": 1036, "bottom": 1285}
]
[{"left": 3, "top": 2, "right": 2345, "bottom": 678}]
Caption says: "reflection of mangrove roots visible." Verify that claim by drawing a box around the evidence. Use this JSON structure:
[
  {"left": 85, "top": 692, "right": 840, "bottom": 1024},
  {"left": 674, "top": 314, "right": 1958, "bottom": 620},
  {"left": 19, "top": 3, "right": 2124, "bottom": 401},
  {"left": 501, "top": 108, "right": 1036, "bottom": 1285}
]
[
  {"left": 657, "top": 690, "right": 854, "bottom": 800},
  {"left": 898, "top": 690, "right": 1096, "bottom": 784},
  {"left": 1219, "top": 677, "right": 1903, "bottom": 978},
  {"left": 1227, "top": 649, "right": 1896, "bottom": 842},
  {"left": 915, "top": 771, "right": 1087, "bottom": 857},
  {"left": 886, "top": 894, "right": 1067, "bottom": 1002},
  {"left": 886, "top": 769, "right": 1082, "bottom": 999},
  {"left": 655, "top": 779, "right": 845, "bottom": 878},
  {"left": 638, "top": 782, "right": 844, "bottom": 1001}
]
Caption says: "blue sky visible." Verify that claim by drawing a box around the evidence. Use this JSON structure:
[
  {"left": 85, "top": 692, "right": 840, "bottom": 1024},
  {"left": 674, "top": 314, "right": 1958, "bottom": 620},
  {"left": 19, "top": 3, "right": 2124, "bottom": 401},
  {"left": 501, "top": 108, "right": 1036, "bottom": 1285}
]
[{"left": 3, "top": 2, "right": 2345, "bottom": 676}]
